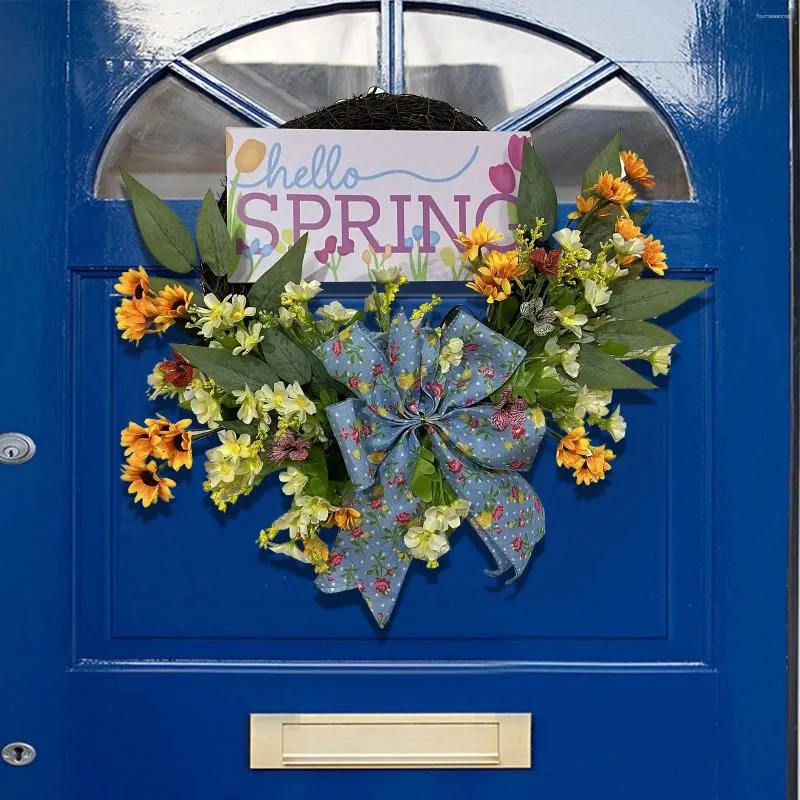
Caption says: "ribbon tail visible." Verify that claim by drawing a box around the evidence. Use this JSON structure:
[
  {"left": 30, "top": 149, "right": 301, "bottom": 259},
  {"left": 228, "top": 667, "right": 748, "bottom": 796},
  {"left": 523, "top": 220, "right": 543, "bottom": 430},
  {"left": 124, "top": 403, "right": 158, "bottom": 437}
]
[
  {"left": 431, "top": 437, "right": 546, "bottom": 583},
  {"left": 314, "top": 431, "right": 423, "bottom": 628}
]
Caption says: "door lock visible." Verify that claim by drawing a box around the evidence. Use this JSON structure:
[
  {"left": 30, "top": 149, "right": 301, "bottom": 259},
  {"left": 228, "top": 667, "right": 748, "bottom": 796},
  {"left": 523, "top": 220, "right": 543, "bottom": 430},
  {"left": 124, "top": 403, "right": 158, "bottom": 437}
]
[
  {"left": 0, "top": 433, "right": 36, "bottom": 464},
  {"left": 2, "top": 742, "right": 36, "bottom": 766}
]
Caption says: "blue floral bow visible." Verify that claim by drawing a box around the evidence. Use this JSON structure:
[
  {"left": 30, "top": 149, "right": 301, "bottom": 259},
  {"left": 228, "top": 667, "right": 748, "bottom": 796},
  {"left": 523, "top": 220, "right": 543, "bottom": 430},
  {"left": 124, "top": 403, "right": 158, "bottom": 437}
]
[{"left": 315, "top": 309, "right": 546, "bottom": 627}]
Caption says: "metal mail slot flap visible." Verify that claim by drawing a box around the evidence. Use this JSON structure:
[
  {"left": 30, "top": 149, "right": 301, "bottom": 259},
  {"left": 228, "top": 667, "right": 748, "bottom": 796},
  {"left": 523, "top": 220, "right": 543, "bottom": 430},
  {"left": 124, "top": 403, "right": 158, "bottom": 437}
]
[{"left": 250, "top": 713, "right": 531, "bottom": 769}]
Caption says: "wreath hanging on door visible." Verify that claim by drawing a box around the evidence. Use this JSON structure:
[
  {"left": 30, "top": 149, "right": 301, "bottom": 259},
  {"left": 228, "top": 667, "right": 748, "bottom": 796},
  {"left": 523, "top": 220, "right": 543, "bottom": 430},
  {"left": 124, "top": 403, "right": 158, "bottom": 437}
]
[{"left": 114, "top": 91, "right": 709, "bottom": 628}]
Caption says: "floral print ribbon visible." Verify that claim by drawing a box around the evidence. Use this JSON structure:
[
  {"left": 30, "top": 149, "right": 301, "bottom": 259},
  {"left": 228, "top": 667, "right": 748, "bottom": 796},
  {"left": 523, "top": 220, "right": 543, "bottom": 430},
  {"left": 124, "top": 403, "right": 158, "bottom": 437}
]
[{"left": 315, "top": 309, "right": 546, "bottom": 627}]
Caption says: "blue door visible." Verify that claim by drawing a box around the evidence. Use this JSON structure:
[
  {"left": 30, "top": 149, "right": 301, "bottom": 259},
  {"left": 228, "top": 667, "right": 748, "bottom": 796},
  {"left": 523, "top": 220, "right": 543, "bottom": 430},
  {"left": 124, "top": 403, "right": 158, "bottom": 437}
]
[{"left": 0, "top": 1, "right": 793, "bottom": 797}]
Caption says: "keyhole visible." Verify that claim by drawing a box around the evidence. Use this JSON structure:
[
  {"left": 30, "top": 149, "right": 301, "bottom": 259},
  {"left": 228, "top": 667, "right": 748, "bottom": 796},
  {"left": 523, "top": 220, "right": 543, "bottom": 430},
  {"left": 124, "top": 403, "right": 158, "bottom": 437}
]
[
  {"left": 2, "top": 741, "right": 35, "bottom": 766},
  {"left": 3, "top": 446, "right": 20, "bottom": 460}
]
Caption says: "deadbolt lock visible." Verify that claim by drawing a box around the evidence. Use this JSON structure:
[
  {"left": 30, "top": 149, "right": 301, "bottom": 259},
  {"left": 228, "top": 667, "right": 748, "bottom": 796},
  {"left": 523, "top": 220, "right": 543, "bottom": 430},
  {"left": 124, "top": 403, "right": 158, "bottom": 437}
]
[{"left": 0, "top": 433, "right": 36, "bottom": 464}]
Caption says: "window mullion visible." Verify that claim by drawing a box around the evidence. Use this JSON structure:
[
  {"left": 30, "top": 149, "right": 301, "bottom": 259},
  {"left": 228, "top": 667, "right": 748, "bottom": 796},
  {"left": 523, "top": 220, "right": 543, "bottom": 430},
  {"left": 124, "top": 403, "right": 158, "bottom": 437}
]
[{"left": 379, "top": 0, "right": 404, "bottom": 93}]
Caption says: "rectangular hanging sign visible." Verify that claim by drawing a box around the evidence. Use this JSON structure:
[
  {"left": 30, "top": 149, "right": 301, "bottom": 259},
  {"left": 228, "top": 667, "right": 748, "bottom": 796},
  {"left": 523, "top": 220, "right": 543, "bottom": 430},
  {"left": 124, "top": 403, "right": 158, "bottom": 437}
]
[{"left": 226, "top": 128, "right": 523, "bottom": 282}]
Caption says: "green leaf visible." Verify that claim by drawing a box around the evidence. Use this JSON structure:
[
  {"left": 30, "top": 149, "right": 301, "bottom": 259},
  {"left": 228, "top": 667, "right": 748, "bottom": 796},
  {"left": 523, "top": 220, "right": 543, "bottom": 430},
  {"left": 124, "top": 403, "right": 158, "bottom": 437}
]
[
  {"left": 308, "top": 351, "right": 348, "bottom": 395},
  {"left": 259, "top": 328, "right": 312, "bottom": 385},
  {"left": 121, "top": 170, "right": 196, "bottom": 273},
  {"left": 148, "top": 276, "right": 197, "bottom": 296},
  {"left": 302, "top": 446, "right": 329, "bottom": 497},
  {"left": 582, "top": 131, "right": 622, "bottom": 192},
  {"left": 579, "top": 212, "right": 617, "bottom": 255},
  {"left": 197, "top": 190, "right": 235, "bottom": 276},
  {"left": 218, "top": 420, "right": 257, "bottom": 436},
  {"left": 629, "top": 207, "right": 651, "bottom": 228},
  {"left": 578, "top": 343, "right": 656, "bottom": 389},
  {"left": 494, "top": 295, "right": 519, "bottom": 331},
  {"left": 246, "top": 234, "right": 308, "bottom": 312},
  {"left": 516, "top": 141, "right": 558, "bottom": 238},
  {"left": 410, "top": 470, "right": 433, "bottom": 504},
  {"left": 607, "top": 279, "right": 710, "bottom": 320},
  {"left": 171, "top": 344, "right": 279, "bottom": 392},
  {"left": 596, "top": 320, "right": 679, "bottom": 352},
  {"left": 599, "top": 340, "right": 631, "bottom": 358},
  {"left": 506, "top": 201, "right": 518, "bottom": 226}
]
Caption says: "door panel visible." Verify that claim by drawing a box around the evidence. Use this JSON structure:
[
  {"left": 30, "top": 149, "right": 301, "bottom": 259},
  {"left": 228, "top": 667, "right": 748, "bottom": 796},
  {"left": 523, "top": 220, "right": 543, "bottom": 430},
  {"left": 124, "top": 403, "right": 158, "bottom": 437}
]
[
  {"left": 0, "top": 1, "right": 792, "bottom": 799},
  {"left": 73, "top": 274, "right": 712, "bottom": 660}
]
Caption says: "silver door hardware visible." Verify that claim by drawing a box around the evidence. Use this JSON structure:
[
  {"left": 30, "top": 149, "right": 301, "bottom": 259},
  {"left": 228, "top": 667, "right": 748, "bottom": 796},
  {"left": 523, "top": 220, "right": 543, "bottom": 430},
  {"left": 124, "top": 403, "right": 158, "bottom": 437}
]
[
  {"left": 0, "top": 433, "right": 36, "bottom": 464},
  {"left": 2, "top": 742, "right": 36, "bottom": 766}
]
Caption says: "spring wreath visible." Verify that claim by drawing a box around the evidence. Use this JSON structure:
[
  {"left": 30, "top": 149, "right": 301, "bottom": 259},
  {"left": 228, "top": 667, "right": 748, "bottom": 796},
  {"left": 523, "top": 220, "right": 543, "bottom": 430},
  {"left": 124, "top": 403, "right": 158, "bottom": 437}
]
[{"left": 115, "top": 131, "right": 709, "bottom": 628}]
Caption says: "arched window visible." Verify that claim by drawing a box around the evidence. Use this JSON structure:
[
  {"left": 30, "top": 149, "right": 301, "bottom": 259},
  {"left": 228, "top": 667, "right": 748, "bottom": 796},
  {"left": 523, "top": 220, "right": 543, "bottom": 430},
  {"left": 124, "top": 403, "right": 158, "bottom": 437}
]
[{"left": 95, "top": 8, "right": 691, "bottom": 201}]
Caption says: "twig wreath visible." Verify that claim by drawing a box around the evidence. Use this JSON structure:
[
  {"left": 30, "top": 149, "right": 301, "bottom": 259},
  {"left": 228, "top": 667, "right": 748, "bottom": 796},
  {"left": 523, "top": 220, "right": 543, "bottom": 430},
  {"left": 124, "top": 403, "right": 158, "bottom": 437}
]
[{"left": 115, "top": 90, "right": 709, "bottom": 627}]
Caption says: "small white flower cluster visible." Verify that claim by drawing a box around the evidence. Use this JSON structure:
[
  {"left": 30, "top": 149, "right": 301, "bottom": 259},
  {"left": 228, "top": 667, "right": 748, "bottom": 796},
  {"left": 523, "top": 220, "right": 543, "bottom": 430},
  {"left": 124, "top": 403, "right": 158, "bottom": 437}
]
[
  {"left": 203, "top": 429, "right": 264, "bottom": 510},
  {"left": 404, "top": 499, "right": 471, "bottom": 567},
  {"left": 232, "top": 380, "right": 317, "bottom": 434},
  {"left": 187, "top": 292, "right": 266, "bottom": 356}
]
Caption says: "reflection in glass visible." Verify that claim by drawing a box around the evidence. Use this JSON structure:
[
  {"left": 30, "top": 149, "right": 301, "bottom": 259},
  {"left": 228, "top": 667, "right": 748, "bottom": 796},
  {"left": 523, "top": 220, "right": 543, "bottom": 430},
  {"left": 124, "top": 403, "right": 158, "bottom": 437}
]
[
  {"left": 193, "top": 12, "right": 380, "bottom": 124},
  {"left": 530, "top": 79, "right": 691, "bottom": 200},
  {"left": 95, "top": 75, "right": 245, "bottom": 199},
  {"left": 404, "top": 11, "right": 593, "bottom": 127}
]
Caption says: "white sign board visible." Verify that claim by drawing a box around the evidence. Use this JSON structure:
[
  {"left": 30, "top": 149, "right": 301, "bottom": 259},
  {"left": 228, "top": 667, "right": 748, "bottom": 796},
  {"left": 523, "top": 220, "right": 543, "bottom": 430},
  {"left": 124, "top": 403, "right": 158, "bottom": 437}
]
[{"left": 226, "top": 129, "right": 525, "bottom": 282}]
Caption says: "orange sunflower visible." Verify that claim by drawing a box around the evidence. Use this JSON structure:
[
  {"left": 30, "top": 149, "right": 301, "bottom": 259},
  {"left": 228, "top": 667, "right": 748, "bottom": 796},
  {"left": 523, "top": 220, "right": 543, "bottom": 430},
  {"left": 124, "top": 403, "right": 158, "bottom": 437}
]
[
  {"left": 153, "top": 285, "right": 194, "bottom": 332},
  {"left": 329, "top": 507, "right": 362, "bottom": 530},
  {"left": 457, "top": 222, "right": 504, "bottom": 261},
  {"left": 620, "top": 150, "right": 655, "bottom": 189},
  {"left": 615, "top": 217, "right": 642, "bottom": 241},
  {"left": 640, "top": 235, "right": 668, "bottom": 276},
  {"left": 556, "top": 427, "right": 591, "bottom": 469},
  {"left": 567, "top": 194, "right": 610, "bottom": 220},
  {"left": 121, "top": 459, "right": 176, "bottom": 507},
  {"left": 303, "top": 534, "right": 331, "bottom": 574},
  {"left": 116, "top": 296, "right": 157, "bottom": 343},
  {"left": 121, "top": 420, "right": 161, "bottom": 460},
  {"left": 467, "top": 250, "right": 527, "bottom": 304},
  {"left": 593, "top": 171, "right": 636, "bottom": 212},
  {"left": 152, "top": 418, "right": 194, "bottom": 470},
  {"left": 574, "top": 445, "right": 615, "bottom": 486},
  {"left": 115, "top": 266, "right": 151, "bottom": 300}
]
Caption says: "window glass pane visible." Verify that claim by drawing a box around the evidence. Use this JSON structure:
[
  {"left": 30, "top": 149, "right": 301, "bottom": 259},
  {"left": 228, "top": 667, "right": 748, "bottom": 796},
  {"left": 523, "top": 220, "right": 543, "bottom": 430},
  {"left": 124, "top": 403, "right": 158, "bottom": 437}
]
[
  {"left": 193, "top": 12, "right": 379, "bottom": 124},
  {"left": 404, "top": 11, "right": 593, "bottom": 127},
  {"left": 530, "top": 78, "right": 691, "bottom": 200},
  {"left": 95, "top": 75, "right": 246, "bottom": 199}
]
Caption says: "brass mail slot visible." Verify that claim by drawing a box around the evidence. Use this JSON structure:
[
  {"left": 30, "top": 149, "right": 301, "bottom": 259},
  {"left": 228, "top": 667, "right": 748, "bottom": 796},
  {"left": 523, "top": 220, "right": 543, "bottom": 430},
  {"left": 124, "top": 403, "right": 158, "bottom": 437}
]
[{"left": 250, "top": 713, "right": 531, "bottom": 769}]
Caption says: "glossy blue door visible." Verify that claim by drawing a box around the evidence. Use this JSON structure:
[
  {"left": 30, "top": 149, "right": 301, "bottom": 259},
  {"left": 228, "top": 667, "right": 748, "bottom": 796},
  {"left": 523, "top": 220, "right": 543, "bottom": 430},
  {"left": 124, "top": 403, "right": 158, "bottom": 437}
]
[{"left": 0, "top": 1, "right": 793, "bottom": 798}]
